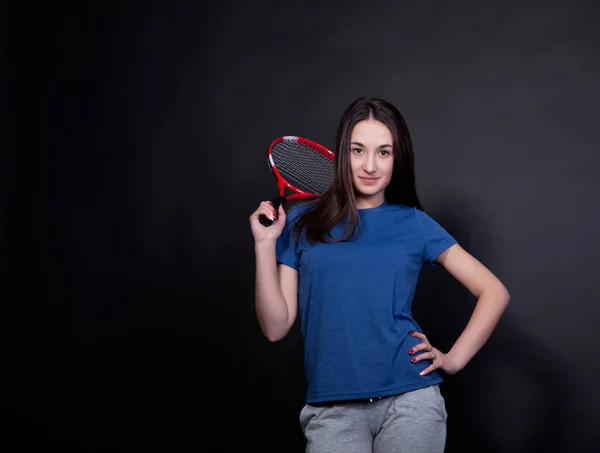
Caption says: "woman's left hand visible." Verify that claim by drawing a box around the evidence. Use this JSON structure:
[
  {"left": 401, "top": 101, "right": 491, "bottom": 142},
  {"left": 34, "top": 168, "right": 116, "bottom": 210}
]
[{"left": 408, "top": 331, "right": 461, "bottom": 376}]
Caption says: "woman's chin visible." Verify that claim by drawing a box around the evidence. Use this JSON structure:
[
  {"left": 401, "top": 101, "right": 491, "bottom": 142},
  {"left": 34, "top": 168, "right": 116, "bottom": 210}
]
[{"left": 356, "top": 187, "right": 385, "bottom": 198}]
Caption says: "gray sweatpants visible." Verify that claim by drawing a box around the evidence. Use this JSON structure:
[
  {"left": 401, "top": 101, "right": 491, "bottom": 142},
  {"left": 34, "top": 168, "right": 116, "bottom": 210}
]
[{"left": 299, "top": 385, "right": 447, "bottom": 453}]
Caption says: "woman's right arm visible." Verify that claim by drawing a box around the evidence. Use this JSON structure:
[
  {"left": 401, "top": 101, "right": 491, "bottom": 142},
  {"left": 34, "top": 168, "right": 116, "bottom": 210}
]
[{"left": 250, "top": 202, "right": 299, "bottom": 342}]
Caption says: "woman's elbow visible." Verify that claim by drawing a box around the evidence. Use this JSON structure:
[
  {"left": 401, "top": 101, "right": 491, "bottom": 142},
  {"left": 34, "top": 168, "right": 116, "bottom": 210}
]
[
  {"left": 492, "top": 282, "right": 511, "bottom": 306},
  {"left": 260, "top": 323, "right": 290, "bottom": 342}
]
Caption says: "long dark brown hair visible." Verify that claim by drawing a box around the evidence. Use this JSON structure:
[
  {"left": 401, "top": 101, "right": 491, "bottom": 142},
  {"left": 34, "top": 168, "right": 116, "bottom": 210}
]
[{"left": 294, "top": 97, "right": 423, "bottom": 244}]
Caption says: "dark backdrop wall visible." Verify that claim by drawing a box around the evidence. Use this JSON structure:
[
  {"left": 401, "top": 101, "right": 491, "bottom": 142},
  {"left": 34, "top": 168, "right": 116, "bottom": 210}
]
[{"left": 9, "top": 1, "right": 600, "bottom": 452}]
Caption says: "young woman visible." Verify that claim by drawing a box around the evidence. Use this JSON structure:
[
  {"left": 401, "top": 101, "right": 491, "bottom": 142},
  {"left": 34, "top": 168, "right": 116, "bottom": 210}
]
[{"left": 249, "top": 97, "right": 510, "bottom": 453}]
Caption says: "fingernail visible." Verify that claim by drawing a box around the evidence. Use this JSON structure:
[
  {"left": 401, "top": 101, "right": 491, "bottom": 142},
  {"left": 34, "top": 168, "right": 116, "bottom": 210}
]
[
  {"left": 409, "top": 331, "right": 415, "bottom": 335},
  {"left": 408, "top": 349, "right": 414, "bottom": 355},
  {"left": 410, "top": 358, "right": 416, "bottom": 363}
]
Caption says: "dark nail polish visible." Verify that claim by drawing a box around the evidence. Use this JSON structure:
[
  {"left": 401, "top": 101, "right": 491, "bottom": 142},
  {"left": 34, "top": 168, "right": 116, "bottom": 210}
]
[
  {"left": 408, "top": 349, "right": 414, "bottom": 355},
  {"left": 409, "top": 331, "right": 415, "bottom": 335},
  {"left": 410, "top": 358, "right": 416, "bottom": 363}
]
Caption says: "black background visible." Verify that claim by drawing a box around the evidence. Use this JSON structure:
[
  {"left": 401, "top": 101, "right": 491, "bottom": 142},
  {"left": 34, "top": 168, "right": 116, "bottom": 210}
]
[{"left": 6, "top": 1, "right": 600, "bottom": 451}]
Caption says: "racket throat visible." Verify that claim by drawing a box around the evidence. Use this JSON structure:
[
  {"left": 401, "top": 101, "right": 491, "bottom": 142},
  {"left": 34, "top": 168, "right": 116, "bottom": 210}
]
[{"left": 273, "top": 196, "right": 287, "bottom": 210}]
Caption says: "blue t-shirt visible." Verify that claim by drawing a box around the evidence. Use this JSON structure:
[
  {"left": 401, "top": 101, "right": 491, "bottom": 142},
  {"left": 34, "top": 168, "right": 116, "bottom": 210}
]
[{"left": 276, "top": 200, "right": 457, "bottom": 404}]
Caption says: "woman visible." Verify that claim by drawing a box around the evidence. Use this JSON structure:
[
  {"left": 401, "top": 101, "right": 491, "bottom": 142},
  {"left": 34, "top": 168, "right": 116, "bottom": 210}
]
[{"left": 249, "top": 97, "right": 510, "bottom": 453}]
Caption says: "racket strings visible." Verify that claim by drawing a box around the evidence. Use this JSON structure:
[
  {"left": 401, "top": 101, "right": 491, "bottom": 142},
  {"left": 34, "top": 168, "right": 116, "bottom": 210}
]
[
  {"left": 285, "top": 159, "right": 332, "bottom": 193},
  {"left": 271, "top": 141, "right": 334, "bottom": 194},
  {"left": 276, "top": 156, "right": 331, "bottom": 194},
  {"left": 276, "top": 160, "right": 329, "bottom": 193}
]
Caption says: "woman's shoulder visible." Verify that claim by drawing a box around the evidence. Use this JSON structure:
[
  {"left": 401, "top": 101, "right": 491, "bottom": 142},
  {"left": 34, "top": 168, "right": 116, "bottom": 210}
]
[
  {"left": 284, "top": 199, "right": 318, "bottom": 223},
  {"left": 381, "top": 202, "right": 418, "bottom": 217}
]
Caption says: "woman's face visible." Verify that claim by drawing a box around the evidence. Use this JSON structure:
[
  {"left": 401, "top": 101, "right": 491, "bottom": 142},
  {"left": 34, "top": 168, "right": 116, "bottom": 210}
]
[{"left": 349, "top": 119, "right": 395, "bottom": 208}]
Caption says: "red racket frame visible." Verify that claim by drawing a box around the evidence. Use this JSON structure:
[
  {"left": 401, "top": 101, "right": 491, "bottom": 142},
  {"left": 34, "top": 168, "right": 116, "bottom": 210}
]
[
  {"left": 259, "top": 136, "right": 334, "bottom": 227},
  {"left": 267, "top": 135, "right": 335, "bottom": 201}
]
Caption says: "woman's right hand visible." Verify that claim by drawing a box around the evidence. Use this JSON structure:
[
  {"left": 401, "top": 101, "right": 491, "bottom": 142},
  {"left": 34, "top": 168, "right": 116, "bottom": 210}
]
[{"left": 249, "top": 201, "right": 287, "bottom": 244}]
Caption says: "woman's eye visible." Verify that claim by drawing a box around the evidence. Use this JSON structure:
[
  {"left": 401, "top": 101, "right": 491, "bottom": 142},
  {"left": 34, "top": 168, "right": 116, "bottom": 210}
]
[
  {"left": 352, "top": 148, "right": 363, "bottom": 154},
  {"left": 380, "top": 150, "right": 390, "bottom": 156}
]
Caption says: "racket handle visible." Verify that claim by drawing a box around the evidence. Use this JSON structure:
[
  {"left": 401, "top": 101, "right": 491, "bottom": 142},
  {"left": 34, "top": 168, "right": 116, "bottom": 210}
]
[{"left": 259, "top": 196, "right": 287, "bottom": 227}]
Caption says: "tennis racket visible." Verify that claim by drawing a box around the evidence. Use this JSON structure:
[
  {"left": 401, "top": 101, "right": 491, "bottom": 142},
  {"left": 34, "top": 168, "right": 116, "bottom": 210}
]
[{"left": 259, "top": 136, "right": 335, "bottom": 227}]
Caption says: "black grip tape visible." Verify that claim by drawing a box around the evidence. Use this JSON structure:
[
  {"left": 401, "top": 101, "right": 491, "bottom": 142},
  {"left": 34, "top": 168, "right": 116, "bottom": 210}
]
[{"left": 258, "top": 196, "right": 287, "bottom": 227}]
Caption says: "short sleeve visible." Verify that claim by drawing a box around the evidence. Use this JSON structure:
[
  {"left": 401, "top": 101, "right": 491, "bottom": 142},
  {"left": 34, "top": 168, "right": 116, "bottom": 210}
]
[
  {"left": 275, "top": 208, "right": 302, "bottom": 270},
  {"left": 415, "top": 209, "right": 457, "bottom": 264}
]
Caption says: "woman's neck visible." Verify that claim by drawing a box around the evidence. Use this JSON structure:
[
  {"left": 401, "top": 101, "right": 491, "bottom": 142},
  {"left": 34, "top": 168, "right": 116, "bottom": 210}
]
[{"left": 355, "top": 194, "right": 386, "bottom": 210}]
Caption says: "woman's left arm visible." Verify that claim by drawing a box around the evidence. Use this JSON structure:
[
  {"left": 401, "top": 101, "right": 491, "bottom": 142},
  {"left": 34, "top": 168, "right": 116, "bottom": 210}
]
[{"left": 414, "top": 243, "right": 511, "bottom": 376}]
